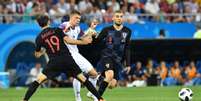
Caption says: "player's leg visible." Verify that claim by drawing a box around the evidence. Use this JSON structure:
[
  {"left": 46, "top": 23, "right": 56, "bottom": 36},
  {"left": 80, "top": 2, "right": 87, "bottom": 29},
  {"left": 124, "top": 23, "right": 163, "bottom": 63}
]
[
  {"left": 22, "top": 73, "right": 47, "bottom": 101},
  {"left": 88, "top": 68, "right": 99, "bottom": 87},
  {"left": 76, "top": 73, "right": 104, "bottom": 101},
  {"left": 73, "top": 78, "right": 82, "bottom": 101},
  {"left": 108, "top": 78, "right": 117, "bottom": 89},
  {"left": 87, "top": 68, "right": 99, "bottom": 101},
  {"left": 71, "top": 53, "right": 98, "bottom": 101},
  {"left": 98, "top": 70, "right": 114, "bottom": 96}
]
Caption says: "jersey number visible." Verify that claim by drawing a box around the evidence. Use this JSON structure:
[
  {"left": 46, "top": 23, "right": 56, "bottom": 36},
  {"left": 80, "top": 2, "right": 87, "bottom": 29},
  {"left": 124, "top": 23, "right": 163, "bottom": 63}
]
[{"left": 45, "top": 36, "right": 60, "bottom": 53}]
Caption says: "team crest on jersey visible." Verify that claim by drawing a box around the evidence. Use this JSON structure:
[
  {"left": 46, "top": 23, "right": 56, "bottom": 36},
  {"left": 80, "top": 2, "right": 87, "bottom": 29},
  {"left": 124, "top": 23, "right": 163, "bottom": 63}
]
[
  {"left": 122, "top": 32, "right": 128, "bottom": 42},
  {"left": 122, "top": 32, "right": 128, "bottom": 39},
  {"left": 105, "top": 63, "right": 110, "bottom": 68}
]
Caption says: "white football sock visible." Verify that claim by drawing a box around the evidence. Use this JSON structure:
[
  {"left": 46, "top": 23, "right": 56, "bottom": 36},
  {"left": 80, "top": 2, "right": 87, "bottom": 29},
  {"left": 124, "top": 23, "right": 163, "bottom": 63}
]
[{"left": 73, "top": 78, "right": 81, "bottom": 101}]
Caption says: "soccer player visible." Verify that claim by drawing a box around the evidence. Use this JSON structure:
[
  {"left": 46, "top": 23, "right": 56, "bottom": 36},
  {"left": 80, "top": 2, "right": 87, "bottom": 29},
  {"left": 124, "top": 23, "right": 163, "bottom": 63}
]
[
  {"left": 94, "top": 10, "right": 132, "bottom": 96},
  {"left": 59, "top": 10, "right": 100, "bottom": 101},
  {"left": 22, "top": 15, "right": 104, "bottom": 101}
]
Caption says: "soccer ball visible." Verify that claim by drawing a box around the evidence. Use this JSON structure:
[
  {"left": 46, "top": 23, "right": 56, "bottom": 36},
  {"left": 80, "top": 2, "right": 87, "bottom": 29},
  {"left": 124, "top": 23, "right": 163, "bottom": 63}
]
[{"left": 178, "top": 88, "right": 193, "bottom": 101}]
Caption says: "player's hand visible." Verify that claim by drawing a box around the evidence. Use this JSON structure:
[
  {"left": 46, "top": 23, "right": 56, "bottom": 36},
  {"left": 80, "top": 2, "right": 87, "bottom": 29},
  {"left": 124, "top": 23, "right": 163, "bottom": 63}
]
[
  {"left": 35, "top": 51, "right": 43, "bottom": 58},
  {"left": 81, "top": 36, "right": 92, "bottom": 44},
  {"left": 124, "top": 66, "right": 131, "bottom": 74}
]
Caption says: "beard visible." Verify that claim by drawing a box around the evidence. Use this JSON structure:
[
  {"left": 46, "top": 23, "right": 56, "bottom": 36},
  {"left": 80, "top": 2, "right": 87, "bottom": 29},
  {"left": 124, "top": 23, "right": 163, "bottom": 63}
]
[{"left": 114, "top": 22, "right": 122, "bottom": 26}]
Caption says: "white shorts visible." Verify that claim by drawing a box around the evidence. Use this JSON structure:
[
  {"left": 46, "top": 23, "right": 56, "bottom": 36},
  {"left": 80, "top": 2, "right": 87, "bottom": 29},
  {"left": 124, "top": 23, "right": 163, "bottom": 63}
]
[{"left": 71, "top": 52, "right": 93, "bottom": 73}]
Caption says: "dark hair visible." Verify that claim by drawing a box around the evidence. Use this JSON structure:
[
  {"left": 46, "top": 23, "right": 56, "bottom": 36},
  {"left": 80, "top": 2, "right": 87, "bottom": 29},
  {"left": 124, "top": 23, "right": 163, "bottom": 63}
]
[
  {"left": 114, "top": 10, "right": 123, "bottom": 14},
  {"left": 70, "top": 10, "right": 81, "bottom": 16},
  {"left": 36, "top": 15, "right": 50, "bottom": 27}
]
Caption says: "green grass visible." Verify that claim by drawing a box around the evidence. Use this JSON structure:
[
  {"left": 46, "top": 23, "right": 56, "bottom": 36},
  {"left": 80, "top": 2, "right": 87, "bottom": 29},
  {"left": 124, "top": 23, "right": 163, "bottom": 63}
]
[{"left": 0, "top": 86, "right": 201, "bottom": 101}]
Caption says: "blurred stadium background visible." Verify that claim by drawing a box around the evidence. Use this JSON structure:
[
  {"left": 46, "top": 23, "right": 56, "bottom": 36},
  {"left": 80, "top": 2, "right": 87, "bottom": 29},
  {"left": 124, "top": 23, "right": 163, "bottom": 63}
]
[{"left": 1, "top": 0, "right": 201, "bottom": 101}]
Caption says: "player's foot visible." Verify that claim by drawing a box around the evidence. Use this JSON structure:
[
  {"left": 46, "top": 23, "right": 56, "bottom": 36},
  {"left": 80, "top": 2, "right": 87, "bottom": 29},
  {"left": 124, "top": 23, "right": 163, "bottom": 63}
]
[
  {"left": 75, "top": 97, "right": 82, "bottom": 101},
  {"left": 87, "top": 92, "right": 98, "bottom": 101},
  {"left": 99, "top": 99, "right": 105, "bottom": 101}
]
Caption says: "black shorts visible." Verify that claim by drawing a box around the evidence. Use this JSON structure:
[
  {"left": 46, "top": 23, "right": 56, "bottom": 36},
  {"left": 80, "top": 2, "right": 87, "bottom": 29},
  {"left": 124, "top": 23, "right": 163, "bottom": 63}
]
[
  {"left": 99, "top": 57, "right": 123, "bottom": 80},
  {"left": 42, "top": 57, "right": 82, "bottom": 80}
]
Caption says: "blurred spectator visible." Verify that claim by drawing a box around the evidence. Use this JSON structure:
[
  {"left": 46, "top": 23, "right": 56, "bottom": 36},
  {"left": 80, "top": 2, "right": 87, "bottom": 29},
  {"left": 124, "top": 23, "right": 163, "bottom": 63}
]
[
  {"left": 145, "top": 0, "right": 160, "bottom": 15},
  {"left": 78, "top": 0, "right": 93, "bottom": 14},
  {"left": 23, "top": 2, "right": 41, "bottom": 22},
  {"left": 127, "top": 61, "right": 147, "bottom": 87},
  {"left": 98, "top": 0, "right": 107, "bottom": 10},
  {"left": 89, "top": 6, "right": 103, "bottom": 23},
  {"left": 3, "top": 6, "right": 14, "bottom": 23},
  {"left": 193, "top": 63, "right": 201, "bottom": 85},
  {"left": 6, "top": 0, "right": 25, "bottom": 14},
  {"left": 183, "top": 5, "right": 194, "bottom": 22},
  {"left": 103, "top": 6, "right": 113, "bottom": 23},
  {"left": 168, "top": 3, "right": 185, "bottom": 22},
  {"left": 195, "top": 5, "right": 201, "bottom": 22},
  {"left": 0, "top": 4, "right": 3, "bottom": 23},
  {"left": 164, "top": 60, "right": 182, "bottom": 86},
  {"left": 49, "top": 3, "right": 65, "bottom": 24},
  {"left": 157, "top": 29, "right": 166, "bottom": 39},
  {"left": 124, "top": 6, "right": 139, "bottom": 23},
  {"left": 144, "top": 59, "right": 158, "bottom": 86},
  {"left": 107, "top": 0, "right": 120, "bottom": 11},
  {"left": 156, "top": 61, "right": 168, "bottom": 86},
  {"left": 57, "top": 0, "right": 70, "bottom": 14},
  {"left": 193, "top": 25, "right": 201, "bottom": 39},
  {"left": 159, "top": 0, "right": 170, "bottom": 13},
  {"left": 184, "top": 61, "right": 197, "bottom": 86},
  {"left": 69, "top": 0, "right": 78, "bottom": 11},
  {"left": 26, "top": 62, "right": 43, "bottom": 85}
]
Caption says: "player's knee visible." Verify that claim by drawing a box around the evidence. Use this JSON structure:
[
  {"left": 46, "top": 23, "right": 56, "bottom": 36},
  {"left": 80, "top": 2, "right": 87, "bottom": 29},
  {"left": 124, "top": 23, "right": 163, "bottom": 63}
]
[
  {"left": 104, "top": 70, "right": 114, "bottom": 82},
  {"left": 36, "top": 73, "right": 47, "bottom": 84},
  {"left": 77, "top": 73, "right": 87, "bottom": 83},
  {"left": 108, "top": 79, "right": 117, "bottom": 89},
  {"left": 88, "top": 68, "right": 98, "bottom": 77}
]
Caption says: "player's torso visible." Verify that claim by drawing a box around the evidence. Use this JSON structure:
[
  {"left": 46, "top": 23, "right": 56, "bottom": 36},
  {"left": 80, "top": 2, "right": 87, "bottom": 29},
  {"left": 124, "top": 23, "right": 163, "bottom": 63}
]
[
  {"left": 102, "top": 26, "right": 129, "bottom": 58},
  {"left": 39, "top": 28, "right": 71, "bottom": 59},
  {"left": 63, "top": 23, "right": 80, "bottom": 53}
]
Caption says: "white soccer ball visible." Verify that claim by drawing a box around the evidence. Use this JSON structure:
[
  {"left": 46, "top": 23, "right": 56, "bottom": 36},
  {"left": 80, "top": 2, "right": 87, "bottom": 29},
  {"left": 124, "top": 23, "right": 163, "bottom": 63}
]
[{"left": 178, "top": 88, "right": 193, "bottom": 101}]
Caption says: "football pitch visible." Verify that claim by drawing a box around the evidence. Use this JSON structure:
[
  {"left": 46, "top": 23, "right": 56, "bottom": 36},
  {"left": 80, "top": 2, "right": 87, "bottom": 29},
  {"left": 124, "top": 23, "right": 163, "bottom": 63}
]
[{"left": 0, "top": 86, "right": 201, "bottom": 101}]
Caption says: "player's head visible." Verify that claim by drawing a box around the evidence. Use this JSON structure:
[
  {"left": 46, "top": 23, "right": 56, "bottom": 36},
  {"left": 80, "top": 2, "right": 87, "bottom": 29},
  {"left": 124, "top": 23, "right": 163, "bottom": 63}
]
[
  {"left": 112, "top": 10, "right": 124, "bottom": 26},
  {"left": 69, "top": 10, "right": 81, "bottom": 26},
  {"left": 36, "top": 15, "right": 50, "bottom": 28}
]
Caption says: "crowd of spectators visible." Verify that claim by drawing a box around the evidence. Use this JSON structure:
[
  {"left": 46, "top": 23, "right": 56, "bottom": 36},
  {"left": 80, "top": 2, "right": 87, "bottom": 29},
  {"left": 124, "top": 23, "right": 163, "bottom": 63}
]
[
  {"left": 124, "top": 59, "right": 201, "bottom": 87},
  {"left": 0, "top": 0, "right": 201, "bottom": 24}
]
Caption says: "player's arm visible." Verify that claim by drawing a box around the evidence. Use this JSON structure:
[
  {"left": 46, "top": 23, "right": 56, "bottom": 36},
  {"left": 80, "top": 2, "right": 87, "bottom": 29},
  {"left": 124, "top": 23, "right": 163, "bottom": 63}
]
[
  {"left": 57, "top": 28, "right": 92, "bottom": 45},
  {"left": 93, "top": 27, "right": 108, "bottom": 43},
  {"left": 35, "top": 37, "right": 45, "bottom": 58},
  {"left": 124, "top": 29, "right": 132, "bottom": 73},
  {"left": 63, "top": 35, "right": 92, "bottom": 45}
]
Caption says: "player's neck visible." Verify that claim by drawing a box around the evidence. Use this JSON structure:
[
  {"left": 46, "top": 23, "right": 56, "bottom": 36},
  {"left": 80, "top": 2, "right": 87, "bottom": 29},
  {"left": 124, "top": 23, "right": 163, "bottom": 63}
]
[
  {"left": 113, "top": 24, "right": 123, "bottom": 31},
  {"left": 69, "top": 21, "right": 76, "bottom": 28}
]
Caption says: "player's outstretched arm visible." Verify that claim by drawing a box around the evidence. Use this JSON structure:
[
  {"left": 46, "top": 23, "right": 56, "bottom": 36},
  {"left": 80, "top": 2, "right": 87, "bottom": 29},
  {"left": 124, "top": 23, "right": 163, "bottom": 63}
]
[{"left": 63, "top": 36, "right": 92, "bottom": 45}]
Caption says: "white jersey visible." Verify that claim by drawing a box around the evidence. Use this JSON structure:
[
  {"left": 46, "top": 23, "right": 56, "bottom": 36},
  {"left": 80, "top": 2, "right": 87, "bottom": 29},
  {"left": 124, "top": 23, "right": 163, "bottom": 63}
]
[
  {"left": 60, "top": 21, "right": 93, "bottom": 73},
  {"left": 60, "top": 21, "right": 80, "bottom": 53}
]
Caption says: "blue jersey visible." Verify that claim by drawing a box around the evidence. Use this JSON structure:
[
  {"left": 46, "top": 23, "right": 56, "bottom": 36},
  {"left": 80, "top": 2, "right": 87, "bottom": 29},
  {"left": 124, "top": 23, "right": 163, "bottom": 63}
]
[{"left": 95, "top": 25, "right": 131, "bottom": 66}]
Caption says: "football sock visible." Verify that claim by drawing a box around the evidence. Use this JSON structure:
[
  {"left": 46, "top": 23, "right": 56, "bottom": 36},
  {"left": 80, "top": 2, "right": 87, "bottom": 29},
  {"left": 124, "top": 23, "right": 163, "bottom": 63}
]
[
  {"left": 23, "top": 81, "right": 40, "bottom": 101},
  {"left": 73, "top": 78, "right": 82, "bottom": 101},
  {"left": 83, "top": 79, "right": 102, "bottom": 100},
  {"left": 89, "top": 77, "right": 97, "bottom": 88},
  {"left": 98, "top": 80, "right": 109, "bottom": 96}
]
